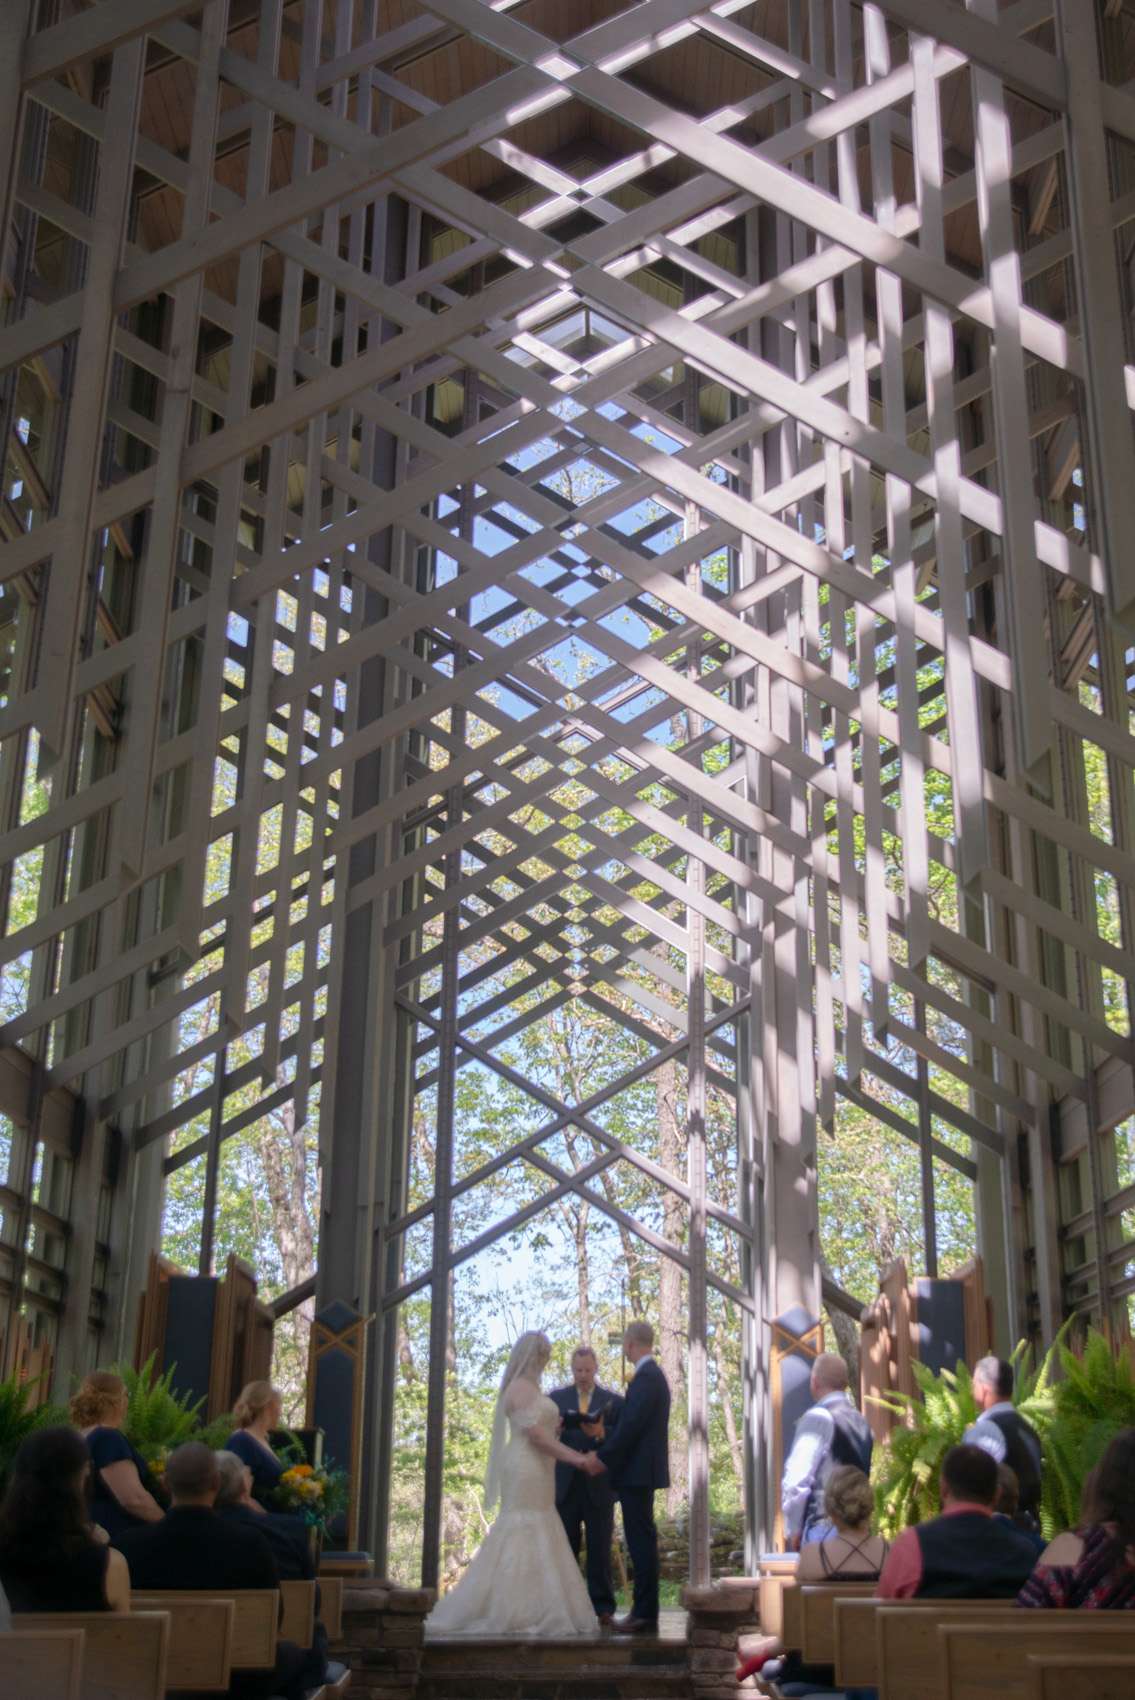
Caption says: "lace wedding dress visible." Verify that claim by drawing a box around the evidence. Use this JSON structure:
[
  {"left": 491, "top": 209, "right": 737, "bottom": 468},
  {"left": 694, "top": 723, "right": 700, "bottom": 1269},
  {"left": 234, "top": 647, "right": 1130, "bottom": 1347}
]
[{"left": 425, "top": 1389, "right": 599, "bottom": 1638}]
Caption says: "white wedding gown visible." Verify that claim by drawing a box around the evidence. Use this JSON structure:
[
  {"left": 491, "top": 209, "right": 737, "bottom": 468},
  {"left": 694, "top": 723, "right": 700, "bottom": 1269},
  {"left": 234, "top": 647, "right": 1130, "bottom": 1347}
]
[{"left": 425, "top": 1392, "right": 599, "bottom": 1638}]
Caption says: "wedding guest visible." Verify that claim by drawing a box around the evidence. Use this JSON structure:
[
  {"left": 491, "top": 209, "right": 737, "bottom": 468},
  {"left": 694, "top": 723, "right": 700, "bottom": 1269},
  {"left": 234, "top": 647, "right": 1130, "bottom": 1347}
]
[
  {"left": 117, "top": 1442, "right": 307, "bottom": 1700},
  {"left": 876, "top": 1444, "right": 1038, "bottom": 1599},
  {"left": 1018, "top": 1428, "right": 1135, "bottom": 1609},
  {"left": 0, "top": 1426, "right": 130, "bottom": 1612},
  {"left": 215, "top": 1451, "right": 341, "bottom": 1692},
  {"left": 737, "top": 1466, "right": 887, "bottom": 1689},
  {"left": 781, "top": 1353, "right": 873, "bottom": 1551},
  {"left": 993, "top": 1465, "right": 1044, "bottom": 1555},
  {"left": 963, "top": 1357, "right": 1043, "bottom": 1526},
  {"left": 72, "top": 1370, "right": 164, "bottom": 1541},
  {"left": 550, "top": 1345, "right": 623, "bottom": 1626},
  {"left": 225, "top": 1381, "right": 286, "bottom": 1506}
]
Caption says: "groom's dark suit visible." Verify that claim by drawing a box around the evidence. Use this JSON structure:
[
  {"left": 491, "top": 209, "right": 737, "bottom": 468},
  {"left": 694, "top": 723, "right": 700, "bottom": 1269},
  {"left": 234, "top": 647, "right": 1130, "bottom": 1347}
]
[
  {"left": 549, "top": 1381, "right": 622, "bottom": 1617},
  {"left": 596, "top": 1356, "right": 670, "bottom": 1625}
]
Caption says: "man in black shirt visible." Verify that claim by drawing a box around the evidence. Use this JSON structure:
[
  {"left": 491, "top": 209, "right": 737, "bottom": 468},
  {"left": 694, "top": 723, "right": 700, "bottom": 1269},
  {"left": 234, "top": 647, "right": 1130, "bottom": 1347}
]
[{"left": 117, "top": 1443, "right": 306, "bottom": 1700}]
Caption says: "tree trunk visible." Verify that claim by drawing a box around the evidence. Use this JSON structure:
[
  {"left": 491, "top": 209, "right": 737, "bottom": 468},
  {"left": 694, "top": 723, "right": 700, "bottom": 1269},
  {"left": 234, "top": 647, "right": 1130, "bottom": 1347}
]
[
  {"left": 656, "top": 1053, "right": 688, "bottom": 1515},
  {"left": 821, "top": 1257, "right": 862, "bottom": 1397}
]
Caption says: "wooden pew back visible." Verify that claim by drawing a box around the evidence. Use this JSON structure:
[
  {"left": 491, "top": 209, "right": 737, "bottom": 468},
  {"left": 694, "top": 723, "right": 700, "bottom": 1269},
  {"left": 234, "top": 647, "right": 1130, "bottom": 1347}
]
[
  {"left": 131, "top": 1595, "right": 234, "bottom": 1691},
  {"left": 1, "top": 1627, "right": 85, "bottom": 1700},
  {"left": 757, "top": 1570, "right": 796, "bottom": 1638},
  {"left": 12, "top": 1610, "right": 169, "bottom": 1700},
  {"left": 800, "top": 1583, "right": 876, "bottom": 1664},
  {"left": 878, "top": 1602, "right": 1020, "bottom": 1700},
  {"left": 941, "top": 1619, "right": 1135, "bottom": 1700},
  {"left": 127, "top": 1589, "right": 277, "bottom": 1670},
  {"left": 320, "top": 1575, "right": 344, "bottom": 1642},
  {"left": 1027, "top": 1653, "right": 1135, "bottom": 1700},
  {"left": 279, "top": 1578, "right": 317, "bottom": 1648},
  {"left": 780, "top": 1579, "right": 803, "bottom": 1651}
]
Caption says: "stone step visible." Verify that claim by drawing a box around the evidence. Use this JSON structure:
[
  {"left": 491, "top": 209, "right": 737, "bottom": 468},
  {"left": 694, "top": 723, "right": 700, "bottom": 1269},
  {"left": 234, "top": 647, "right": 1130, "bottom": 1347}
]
[
  {"left": 423, "top": 1639, "right": 685, "bottom": 1670},
  {"left": 418, "top": 1667, "right": 690, "bottom": 1700}
]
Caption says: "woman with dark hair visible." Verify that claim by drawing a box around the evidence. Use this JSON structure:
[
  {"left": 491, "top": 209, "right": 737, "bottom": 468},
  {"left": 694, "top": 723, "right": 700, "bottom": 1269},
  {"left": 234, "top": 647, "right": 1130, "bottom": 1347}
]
[
  {"left": 0, "top": 1426, "right": 130, "bottom": 1612},
  {"left": 1018, "top": 1429, "right": 1135, "bottom": 1609},
  {"left": 72, "top": 1370, "right": 165, "bottom": 1541}
]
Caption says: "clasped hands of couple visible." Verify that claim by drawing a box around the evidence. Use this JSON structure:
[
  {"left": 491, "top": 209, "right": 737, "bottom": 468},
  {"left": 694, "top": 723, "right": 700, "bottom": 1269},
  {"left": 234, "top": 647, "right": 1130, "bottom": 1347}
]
[{"left": 527, "top": 1412, "right": 609, "bottom": 1476}]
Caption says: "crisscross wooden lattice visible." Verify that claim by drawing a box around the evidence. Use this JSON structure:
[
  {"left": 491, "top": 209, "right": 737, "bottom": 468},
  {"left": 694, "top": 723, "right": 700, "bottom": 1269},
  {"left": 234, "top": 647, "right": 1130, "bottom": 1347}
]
[{"left": 3, "top": 0, "right": 1135, "bottom": 1573}]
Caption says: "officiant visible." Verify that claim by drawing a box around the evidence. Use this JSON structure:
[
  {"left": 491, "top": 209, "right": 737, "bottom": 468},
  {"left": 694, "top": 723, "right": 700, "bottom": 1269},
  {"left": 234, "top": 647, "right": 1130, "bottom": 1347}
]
[{"left": 550, "top": 1345, "right": 623, "bottom": 1625}]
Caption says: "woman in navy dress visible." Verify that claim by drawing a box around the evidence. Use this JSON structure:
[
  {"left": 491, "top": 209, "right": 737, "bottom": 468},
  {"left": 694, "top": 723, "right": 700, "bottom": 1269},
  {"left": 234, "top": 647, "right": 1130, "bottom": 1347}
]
[
  {"left": 225, "top": 1380, "right": 286, "bottom": 1506},
  {"left": 72, "top": 1371, "right": 165, "bottom": 1543}
]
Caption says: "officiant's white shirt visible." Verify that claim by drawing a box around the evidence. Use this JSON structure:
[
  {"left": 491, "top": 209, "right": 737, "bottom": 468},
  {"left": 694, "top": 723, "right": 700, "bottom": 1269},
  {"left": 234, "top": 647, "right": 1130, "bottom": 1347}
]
[{"left": 633, "top": 1353, "right": 654, "bottom": 1372}]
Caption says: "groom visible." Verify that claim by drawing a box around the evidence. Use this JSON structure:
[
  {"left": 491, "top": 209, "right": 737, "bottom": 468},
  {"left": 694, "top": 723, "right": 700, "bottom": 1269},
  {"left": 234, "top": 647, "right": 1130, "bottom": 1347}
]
[{"left": 581, "top": 1320, "right": 670, "bottom": 1634}]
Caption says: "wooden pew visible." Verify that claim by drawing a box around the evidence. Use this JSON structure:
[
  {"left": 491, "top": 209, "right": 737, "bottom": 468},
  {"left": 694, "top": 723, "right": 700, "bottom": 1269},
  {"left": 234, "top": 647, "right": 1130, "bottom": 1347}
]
[
  {"left": 320, "top": 1575, "right": 344, "bottom": 1641},
  {"left": 1027, "top": 1653, "right": 1135, "bottom": 1700},
  {"left": 1, "top": 1627, "right": 85, "bottom": 1700},
  {"left": 799, "top": 1582, "right": 876, "bottom": 1666},
  {"left": 940, "top": 1619, "right": 1135, "bottom": 1700},
  {"left": 127, "top": 1589, "right": 277, "bottom": 1671},
  {"left": 780, "top": 1579, "right": 804, "bottom": 1652},
  {"left": 131, "top": 1595, "right": 233, "bottom": 1692},
  {"left": 834, "top": 1597, "right": 1009, "bottom": 1694},
  {"left": 12, "top": 1611, "right": 168, "bottom": 1700},
  {"left": 279, "top": 1579, "right": 317, "bottom": 1650},
  {"left": 758, "top": 1571, "right": 797, "bottom": 1639},
  {"left": 877, "top": 1602, "right": 1023, "bottom": 1700}
]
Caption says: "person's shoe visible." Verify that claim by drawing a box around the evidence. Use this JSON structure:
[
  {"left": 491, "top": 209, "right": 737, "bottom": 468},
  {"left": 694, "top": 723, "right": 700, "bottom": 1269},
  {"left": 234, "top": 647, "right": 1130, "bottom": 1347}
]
[
  {"left": 597, "top": 1613, "right": 615, "bottom": 1628},
  {"left": 612, "top": 1615, "right": 658, "bottom": 1635}
]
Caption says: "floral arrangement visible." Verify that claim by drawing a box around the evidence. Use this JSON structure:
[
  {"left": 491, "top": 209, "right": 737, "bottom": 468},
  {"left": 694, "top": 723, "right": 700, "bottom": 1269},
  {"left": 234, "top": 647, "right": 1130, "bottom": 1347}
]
[{"left": 271, "top": 1459, "right": 348, "bottom": 1533}]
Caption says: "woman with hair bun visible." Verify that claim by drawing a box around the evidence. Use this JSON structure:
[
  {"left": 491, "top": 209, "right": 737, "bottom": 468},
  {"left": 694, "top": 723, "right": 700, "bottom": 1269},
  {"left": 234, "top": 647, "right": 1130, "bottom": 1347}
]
[
  {"left": 72, "top": 1371, "right": 165, "bottom": 1541},
  {"left": 224, "top": 1380, "right": 286, "bottom": 1507},
  {"left": 736, "top": 1467, "right": 887, "bottom": 1689}
]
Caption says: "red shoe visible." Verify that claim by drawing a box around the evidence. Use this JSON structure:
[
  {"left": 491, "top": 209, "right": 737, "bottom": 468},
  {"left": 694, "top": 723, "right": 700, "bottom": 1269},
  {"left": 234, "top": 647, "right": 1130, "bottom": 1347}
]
[{"left": 736, "top": 1652, "right": 771, "bottom": 1683}]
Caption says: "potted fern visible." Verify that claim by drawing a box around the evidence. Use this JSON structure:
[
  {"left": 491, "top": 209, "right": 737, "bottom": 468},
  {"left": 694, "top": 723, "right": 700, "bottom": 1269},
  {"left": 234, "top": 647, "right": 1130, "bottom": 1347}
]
[
  {"left": 869, "top": 1340, "right": 1059, "bottom": 1538},
  {"left": 112, "top": 1356, "right": 234, "bottom": 1484},
  {"left": 869, "top": 1328, "right": 1135, "bottom": 1539},
  {"left": 0, "top": 1374, "right": 67, "bottom": 1494}
]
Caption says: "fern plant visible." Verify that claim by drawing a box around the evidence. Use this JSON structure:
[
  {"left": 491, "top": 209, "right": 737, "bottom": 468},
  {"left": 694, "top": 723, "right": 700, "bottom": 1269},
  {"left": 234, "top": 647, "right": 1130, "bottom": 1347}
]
[
  {"left": 870, "top": 1338, "right": 1060, "bottom": 1538},
  {"left": 1040, "top": 1329, "right": 1135, "bottom": 1535},
  {"left": 112, "top": 1355, "right": 207, "bottom": 1466},
  {"left": 0, "top": 1375, "right": 68, "bottom": 1493}
]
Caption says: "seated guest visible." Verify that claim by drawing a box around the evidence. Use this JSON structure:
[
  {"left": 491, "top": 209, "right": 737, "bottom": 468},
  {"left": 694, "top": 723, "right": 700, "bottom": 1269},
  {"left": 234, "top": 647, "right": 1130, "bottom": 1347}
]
[
  {"left": 1018, "top": 1427, "right": 1135, "bottom": 1609},
  {"left": 215, "top": 1451, "right": 341, "bottom": 1692},
  {"left": 117, "top": 1441, "right": 307, "bottom": 1700},
  {"left": 994, "top": 1465, "right": 1044, "bottom": 1555},
  {"left": 0, "top": 1426, "right": 130, "bottom": 1612},
  {"left": 738, "top": 1466, "right": 888, "bottom": 1691},
  {"left": 72, "top": 1370, "right": 164, "bottom": 1541},
  {"left": 214, "top": 1451, "right": 311, "bottom": 1575},
  {"left": 796, "top": 1466, "right": 889, "bottom": 1583},
  {"left": 224, "top": 1381, "right": 286, "bottom": 1507},
  {"left": 876, "top": 1443, "right": 1039, "bottom": 1599}
]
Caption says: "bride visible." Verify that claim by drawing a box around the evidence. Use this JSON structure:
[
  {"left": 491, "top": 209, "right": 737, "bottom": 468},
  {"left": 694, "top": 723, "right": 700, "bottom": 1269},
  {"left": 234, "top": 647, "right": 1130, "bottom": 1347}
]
[{"left": 425, "top": 1330, "right": 600, "bottom": 1638}]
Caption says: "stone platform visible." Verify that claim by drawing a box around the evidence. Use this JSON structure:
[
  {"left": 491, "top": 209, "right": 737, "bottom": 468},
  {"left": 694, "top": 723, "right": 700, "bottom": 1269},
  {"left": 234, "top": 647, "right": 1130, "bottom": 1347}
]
[{"left": 418, "top": 1612, "right": 691, "bottom": 1700}]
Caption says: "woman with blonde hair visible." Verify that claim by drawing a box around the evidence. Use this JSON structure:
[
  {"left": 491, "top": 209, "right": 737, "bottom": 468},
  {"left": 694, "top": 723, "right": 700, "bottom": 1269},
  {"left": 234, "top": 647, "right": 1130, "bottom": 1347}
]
[
  {"left": 224, "top": 1379, "right": 286, "bottom": 1506},
  {"left": 424, "top": 1331, "right": 598, "bottom": 1638},
  {"left": 71, "top": 1371, "right": 164, "bottom": 1541},
  {"left": 736, "top": 1467, "right": 887, "bottom": 1689}
]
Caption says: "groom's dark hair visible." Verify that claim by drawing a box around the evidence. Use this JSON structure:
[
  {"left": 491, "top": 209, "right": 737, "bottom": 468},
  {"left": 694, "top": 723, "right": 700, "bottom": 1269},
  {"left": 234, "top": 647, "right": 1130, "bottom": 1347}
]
[{"left": 625, "top": 1320, "right": 654, "bottom": 1349}]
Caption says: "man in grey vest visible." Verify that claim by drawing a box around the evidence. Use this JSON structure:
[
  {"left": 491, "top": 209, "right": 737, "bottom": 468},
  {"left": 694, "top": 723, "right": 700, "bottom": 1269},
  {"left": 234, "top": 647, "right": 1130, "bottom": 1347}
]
[
  {"left": 781, "top": 1353, "right": 873, "bottom": 1550},
  {"left": 963, "top": 1356, "right": 1043, "bottom": 1526}
]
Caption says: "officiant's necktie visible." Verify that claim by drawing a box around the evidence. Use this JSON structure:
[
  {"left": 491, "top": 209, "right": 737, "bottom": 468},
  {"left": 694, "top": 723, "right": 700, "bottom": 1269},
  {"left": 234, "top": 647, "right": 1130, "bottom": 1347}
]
[{"left": 579, "top": 1391, "right": 590, "bottom": 1415}]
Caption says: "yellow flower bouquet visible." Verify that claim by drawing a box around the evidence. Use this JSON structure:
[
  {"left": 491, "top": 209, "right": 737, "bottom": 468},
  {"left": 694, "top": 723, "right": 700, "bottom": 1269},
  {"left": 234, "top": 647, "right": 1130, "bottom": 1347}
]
[{"left": 271, "top": 1459, "right": 348, "bottom": 1532}]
